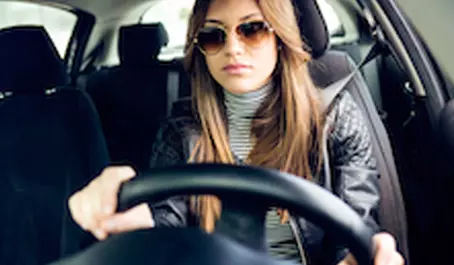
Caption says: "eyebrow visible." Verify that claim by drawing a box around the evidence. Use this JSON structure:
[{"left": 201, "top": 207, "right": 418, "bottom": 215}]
[{"left": 204, "top": 12, "right": 262, "bottom": 25}]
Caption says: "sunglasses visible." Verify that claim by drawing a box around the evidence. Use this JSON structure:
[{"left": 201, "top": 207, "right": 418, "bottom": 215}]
[{"left": 194, "top": 20, "right": 275, "bottom": 55}]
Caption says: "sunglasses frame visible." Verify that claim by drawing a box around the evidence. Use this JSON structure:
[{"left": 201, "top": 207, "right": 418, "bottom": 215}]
[{"left": 193, "top": 20, "right": 275, "bottom": 55}]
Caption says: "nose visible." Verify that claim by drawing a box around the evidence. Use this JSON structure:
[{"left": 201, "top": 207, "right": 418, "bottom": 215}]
[{"left": 223, "top": 30, "right": 244, "bottom": 57}]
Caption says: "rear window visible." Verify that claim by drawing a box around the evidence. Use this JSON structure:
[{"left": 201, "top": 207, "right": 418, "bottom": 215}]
[
  {"left": 0, "top": 2, "right": 77, "bottom": 57},
  {"left": 141, "top": 0, "right": 344, "bottom": 60}
]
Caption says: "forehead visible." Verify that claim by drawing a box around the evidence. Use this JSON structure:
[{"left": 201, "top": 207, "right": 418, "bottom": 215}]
[{"left": 205, "top": 0, "right": 263, "bottom": 25}]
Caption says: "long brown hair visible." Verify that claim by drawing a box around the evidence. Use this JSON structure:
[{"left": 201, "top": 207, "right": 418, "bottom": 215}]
[{"left": 183, "top": 0, "right": 325, "bottom": 232}]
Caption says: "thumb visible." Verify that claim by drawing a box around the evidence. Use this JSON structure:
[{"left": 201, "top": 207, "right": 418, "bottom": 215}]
[
  {"left": 101, "top": 166, "right": 137, "bottom": 216},
  {"left": 101, "top": 203, "right": 154, "bottom": 234}
]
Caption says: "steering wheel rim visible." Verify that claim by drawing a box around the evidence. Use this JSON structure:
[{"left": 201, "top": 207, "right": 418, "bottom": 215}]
[
  {"left": 117, "top": 163, "right": 375, "bottom": 264},
  {"left": 50, "top": 163, "right": 375, "bottom": 265}
]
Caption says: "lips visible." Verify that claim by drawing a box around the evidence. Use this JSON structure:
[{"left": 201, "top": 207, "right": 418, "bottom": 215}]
[{"left": 223, "top": 63, "right": 251, "bottom": 75}]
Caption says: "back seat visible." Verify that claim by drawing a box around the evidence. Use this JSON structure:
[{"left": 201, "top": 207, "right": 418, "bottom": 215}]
[{"left": 85, "top": 23, "right": 173, "bottom": 171}]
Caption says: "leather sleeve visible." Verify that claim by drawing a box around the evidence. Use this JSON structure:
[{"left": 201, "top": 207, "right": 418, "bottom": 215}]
[
  {"left": 146, "top": 118, "right": 191, "bottom": 228},
  {"left": 315, "top": 91, "right": 381, "bottom": 264},
  {"left": 329, "top": 91, "right": 380, "bottom": 232}
]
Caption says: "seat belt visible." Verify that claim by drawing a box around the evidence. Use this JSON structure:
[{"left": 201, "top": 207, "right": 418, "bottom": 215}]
[
  {"left": 319, "top": 41, "right": 382, "bottom": 191},
  {"left": 167, "top": 69, "right": 180, "bottom": 116},
  {"left": 320, "top": 41, "right": 382, "bottom": 112}
]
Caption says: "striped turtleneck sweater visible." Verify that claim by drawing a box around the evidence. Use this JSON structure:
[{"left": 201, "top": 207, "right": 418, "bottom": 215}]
[{"left": 223, "top": 82, "right": 303, "bottom": 263}]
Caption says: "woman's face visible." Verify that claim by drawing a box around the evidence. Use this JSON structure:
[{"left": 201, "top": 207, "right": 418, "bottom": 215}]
[{"left": 200, "top": 0, "right": 278, "bottom": 95}]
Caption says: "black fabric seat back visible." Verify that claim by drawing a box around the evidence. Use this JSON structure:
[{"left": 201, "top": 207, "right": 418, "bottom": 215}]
[
  {"left": 86, "top": 23, "right": 169, "bottom": 171},
  {"left": 0, "top": 26, "right": 109, "bottom": 265}
]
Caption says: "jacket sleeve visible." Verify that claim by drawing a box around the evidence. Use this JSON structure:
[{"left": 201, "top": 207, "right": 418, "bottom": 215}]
[
  {"left": 146, "top": 118, "right": 191, "bottom": 228},
  {"left": 328, "top": 91, "right": 380, "bottom": 232},
  {"left": 317, "top": 91, "right": 381, "bottom": 264}
]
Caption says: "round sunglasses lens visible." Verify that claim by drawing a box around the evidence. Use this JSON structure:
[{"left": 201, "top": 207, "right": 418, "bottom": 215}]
[
  {"left": 238, "top": 21, "right": 270, "bottom": 47},
  {"left": 197, "top": 28, "right": 225, "bottom": 54}
]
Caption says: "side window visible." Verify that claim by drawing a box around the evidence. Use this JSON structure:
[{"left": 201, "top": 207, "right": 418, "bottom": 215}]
[
  {"left": 141, "top": 0, "right": 345, "bottom": 60},
  {"left": 319, "top": 0, "right": 362, "bottom": 45},
  {"left": 0, "top": 2, "right": 77, "bottom": 58},
  {"left": 317, "top": 0, "right": 344, "bottom": 38},
  {"left": 141, "top": 0, "right": 195, "bottom": 60}
]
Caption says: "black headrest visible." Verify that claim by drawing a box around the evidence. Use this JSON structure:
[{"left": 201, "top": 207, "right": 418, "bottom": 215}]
[
  {"left": 293, "top": 0, "right": 330, "bottom": 58},
  {"left": 0, "top": 26, "right": 68, "bottom": 92},
  {"left": 119, "top": 23, "right": 169, "bottom": 66}
]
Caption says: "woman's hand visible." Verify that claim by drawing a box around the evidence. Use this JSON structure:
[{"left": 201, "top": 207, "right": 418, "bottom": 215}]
[
  {"left": 338, "top": 232, "right": 404, "bottom": 265},
  {"left": 68, "top": 166, "right": 154, "bottom": 240}
]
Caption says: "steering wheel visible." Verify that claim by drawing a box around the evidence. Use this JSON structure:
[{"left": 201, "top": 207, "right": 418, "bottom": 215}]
[{"left": 49, "top": 164, "right": 375, "bottom": 265}]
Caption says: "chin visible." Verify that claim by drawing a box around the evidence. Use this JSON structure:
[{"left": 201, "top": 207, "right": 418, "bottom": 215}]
[{"left": 220, "top": 80, "right": 259, "bottom": 95}]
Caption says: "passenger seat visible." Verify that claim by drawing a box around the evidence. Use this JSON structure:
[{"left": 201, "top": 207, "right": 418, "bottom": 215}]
[
  {"left": 86, "top": 23, "right": 169, "bottom": 171},
  {"left": 0, "top": 26, "right": 109, "bottom": 264}
]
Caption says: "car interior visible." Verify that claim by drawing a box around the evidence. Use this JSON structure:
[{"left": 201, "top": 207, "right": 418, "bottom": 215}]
[{"left": 0, "top": 0, "right": 453, "bottom": 264}]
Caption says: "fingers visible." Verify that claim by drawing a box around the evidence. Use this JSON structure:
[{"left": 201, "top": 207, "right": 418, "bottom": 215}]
[
  {"left": 336, "top": 233, "right": 404, "bottom": 265},
  {"left": 373, "top": 233, "right": 405, "bottom": 265},
  {"left": 99, "top": 166, "right": 136, "bottom": 216},
  {"left": 374, "top": 232, "right": 396, "bottom": 263},
  {"left": 336, "top": 253, "right": 354, "bottom": 265},
  {"left": 68, "top": 166, "right": 137, "bottom": 241},
  {"left": 92, "top": 228, "right": 108, "bottom": 241},
  {"left": 281, "top": 210, "right": 288, "bottom": 224},
  {"left": 389, "top": 252, "right": 405, "bottom": 265},
  {"left": 68, "top": 191, "right": 87, "bottom": 230},
  {"left": 100, "top": 203, "right": 154, "bottom": 234},
  {"left": 276, "top": 208, "right": 289, "bottom": 224}
]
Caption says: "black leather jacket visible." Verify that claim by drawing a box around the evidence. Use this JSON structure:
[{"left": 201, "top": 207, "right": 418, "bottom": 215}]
[{"left": 146, "top": 91, "right": 380, "bottom": 265}]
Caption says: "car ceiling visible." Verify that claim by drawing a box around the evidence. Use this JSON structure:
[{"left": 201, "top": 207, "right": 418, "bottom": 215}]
[{"left": 0, "top": 0, "right": 163, "bottom": 19}]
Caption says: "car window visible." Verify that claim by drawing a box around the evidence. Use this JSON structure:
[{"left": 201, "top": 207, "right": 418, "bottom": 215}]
[
  {"left": 0, "top": 2, "right": 77, "bottom": 58},
  {"left": 141, "top": 0, "right": 344, "bottom": 60},
  {"left": 318, "top": 0, "right": 344, "bottom": 37}
]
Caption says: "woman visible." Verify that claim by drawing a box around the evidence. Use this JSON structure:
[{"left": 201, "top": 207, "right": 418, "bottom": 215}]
[{"left": 69, "top": 0, "right": 404, "bottom": 264}]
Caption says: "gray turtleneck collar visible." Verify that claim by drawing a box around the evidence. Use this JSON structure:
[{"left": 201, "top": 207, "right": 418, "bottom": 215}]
[
  {"left": 224, "top": 80, "right": 274, "bottom": 119},
  {"left": 223, "top": 81, "right": 274, "bottom": 161}
]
